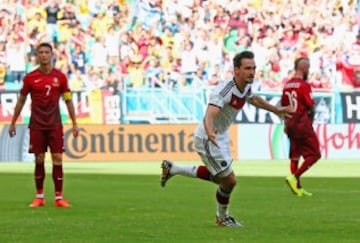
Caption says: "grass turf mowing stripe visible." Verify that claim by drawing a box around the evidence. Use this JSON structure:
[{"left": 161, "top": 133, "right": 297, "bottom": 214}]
[{"left": 0, "top": 160, "right": 359, "bottom": 177}]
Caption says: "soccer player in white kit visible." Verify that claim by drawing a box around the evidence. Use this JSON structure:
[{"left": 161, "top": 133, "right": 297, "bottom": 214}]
[{"left": 161, "top": 51, "right": 292, "bottom": 227}]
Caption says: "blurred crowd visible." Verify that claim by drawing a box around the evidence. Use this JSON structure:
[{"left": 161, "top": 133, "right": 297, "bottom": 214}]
[{"left": 0, "top": 0, "right": 360, "bottom": 93}]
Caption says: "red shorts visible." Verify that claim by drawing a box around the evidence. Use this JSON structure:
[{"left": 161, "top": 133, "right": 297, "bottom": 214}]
[
  {"left": 288, "top": 132, "right": 321, "bottom": 160},
  {"left": 29, "top": 128, "right": 64, "bottom": 154}
]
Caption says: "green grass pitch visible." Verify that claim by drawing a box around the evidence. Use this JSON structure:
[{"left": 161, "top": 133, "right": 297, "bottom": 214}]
[{"left": 0, "top": 160, "right": 359, "bottom": 243}]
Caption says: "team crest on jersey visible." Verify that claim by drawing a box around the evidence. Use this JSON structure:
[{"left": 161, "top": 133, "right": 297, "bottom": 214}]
[
  {"left": 229, "top": 94, "right": 245, "bottom": 109},
  {"left": 52, "top": 77, "right": 59, "bottom": 87}
]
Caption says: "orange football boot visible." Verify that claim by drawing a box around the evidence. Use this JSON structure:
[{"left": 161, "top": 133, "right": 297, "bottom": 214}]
[
  {"left": 29, "top": 198, "right": 45, "bottom": 208},
  {"left": 54, "top": 198, "right": 72, "bottom": 208}
]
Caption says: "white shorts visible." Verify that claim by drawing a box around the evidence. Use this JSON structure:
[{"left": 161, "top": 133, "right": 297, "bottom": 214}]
[{"left": 194, "top": 133, "right": 233, "bottom": 177}]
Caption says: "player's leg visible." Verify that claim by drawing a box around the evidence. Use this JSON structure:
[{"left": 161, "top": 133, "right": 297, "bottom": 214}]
[
  {"left": 285, "top": 137, "right": 302, "bottom": 196},
  {"left": 51, "top": 152, "right": 71, "bottom": 207},
  {"left": 49, "top": 128, "right": 71, "bottom": 207},
  {"left": 29, "top": 153, "right": 47, "bottom": 207},
  {"left": 160, "top": 136, "right": 215, "bottom": 187},
  {"left": 295, "top": 134, "right": 321, "bottom": 177},
  {"left": 160, "top": 159, "right": 213, "bottom": 187},
  {"left": 294, "top": 133, "right": 321, "bottom": 196},
  {"left": 286, "top": 127, "right": 300, "bottom": 177},
  {"left": 290, "top": 159, "right": 302, "bottom": 188},
  {"left": 202, "top": 136, "right": 242, "bottom": 227},
  {"left": 290, "top": 146, "right": 303, "bottom": 189},
  {"left": 213, "top": 170, "right": 242, "bottom": 227},
  {"left": 29, "top": 129, "right": 47, "bottom": 207}
]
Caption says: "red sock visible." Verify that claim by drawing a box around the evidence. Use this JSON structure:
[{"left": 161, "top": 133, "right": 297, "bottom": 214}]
[
  {"left": 290, "top": 160, "right": 301, "bottom": 188},
  {"left": 55, "top": 191, "right": 62, "bottom": 200},
  {"left": 52, "top": 165, "right": 63, "bottom": 197},
  {"left": 290, "top": 160, "right": 298, "bottom": 174},
  {"left": 295, "top": 156, "right": 318, "bottom": 178},
  {"left": 196, "top": 166, "right": 212, "bottom": 181},
  {"left": 35, "top": 163, "right": 45, "bottom": 192},
  {"left": 216, "top": 187, "right": 230, "bottom": 204}
]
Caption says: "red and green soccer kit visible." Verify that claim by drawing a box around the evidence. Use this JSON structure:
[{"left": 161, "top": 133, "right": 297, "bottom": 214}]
[
  {"left": 281, "top": 78, "right": 321, "bottom": 160},
  {"left": 20, "top": 68, "right": 70, "bottom": 153}
]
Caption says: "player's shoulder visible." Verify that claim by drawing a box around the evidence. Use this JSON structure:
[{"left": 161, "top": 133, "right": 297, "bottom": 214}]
[
  {"left": 24, "top": 69, "right": 40, "bottom": 78},
  {"left": 51, "top": 68, "right": 66, "bottom": 77},
  {"left": 23, "top": 69, "right": 41, "bottom": 82},
  {"left": 212, "top": 79, "right": 236, "bottom": 96},
  {"left": 51, "top": 68, "right": 68, "bottom": 80}
]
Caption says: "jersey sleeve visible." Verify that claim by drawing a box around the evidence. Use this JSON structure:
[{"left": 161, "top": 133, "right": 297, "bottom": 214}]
[
  {"left": 59, "top": 72, "right": 71, "bottom": 94},
  {"left": 20, "top": 75, "right": 31, "bottom": 96},
  {"left": 208, "top": 82, "right": 232, "bottom": 108},
  {"left": 301, "top": 82, "right": 315, "bottom": 107},
  {"left": 209, "top": 93, "right": 226, "bottom": 108}
]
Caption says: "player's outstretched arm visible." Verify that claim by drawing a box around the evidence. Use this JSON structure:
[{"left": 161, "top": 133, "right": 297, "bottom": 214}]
[
  {"left": 8, "top": 94, "right": 26, "bottom": 137},
  {"left": 248, "top": 96, "right": 293, "bottom": 120}
]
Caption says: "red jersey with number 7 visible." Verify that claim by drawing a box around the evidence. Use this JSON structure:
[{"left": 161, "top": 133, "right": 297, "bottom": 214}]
[
  {"left": 280, "top": 77, "right": 315, "bottom": 137},
  {"left": 20, "top": 68, "right": 70, "bottom": 130}
]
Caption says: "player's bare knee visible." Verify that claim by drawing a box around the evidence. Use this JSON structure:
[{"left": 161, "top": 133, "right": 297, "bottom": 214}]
[
  {"left": 228, "top": 177, "right": 237, "bottom": 190},
  {"left": 35, "top": 154, "right": 45, "bottom": 164},
  {"left": 51, "top": 153, "right": 63, "bottom": 165},
  {"left": 35, "top": 158, "right": 45, "bottom": 164},
  {"left": 223, "top": 175, "right": 237, "bottom": 191},
  {"left": 53, "top": 161, "right": 63, "bottom": 166}
]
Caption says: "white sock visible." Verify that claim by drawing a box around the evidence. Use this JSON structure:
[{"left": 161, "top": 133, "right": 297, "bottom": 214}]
[
  {"left": 217, "top": 203, "right": 229, "bottom": 218},
  {"left": 170, "top": 163, "right": 198, "bottom": 178},
  {"left": 36, "top": 194, "right": 44, "bottom": 199}
]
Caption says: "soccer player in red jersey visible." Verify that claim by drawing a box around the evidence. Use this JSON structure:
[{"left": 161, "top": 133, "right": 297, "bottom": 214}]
[
  {"left": 8, "top": 42, "right": 79, "bottom": 207},
  {"left": 281, "top": 57, "right": 321, "bottom": 197}
]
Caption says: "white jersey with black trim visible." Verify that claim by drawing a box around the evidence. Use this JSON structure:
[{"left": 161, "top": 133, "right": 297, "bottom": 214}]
[{"left": 194, "top": 79, "right": 254, "bottom": 138}]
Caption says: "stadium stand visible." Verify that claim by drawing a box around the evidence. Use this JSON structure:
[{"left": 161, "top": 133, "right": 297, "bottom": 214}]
[
  {"left": 1, "top": 0, "right": 360, "bottom": 89},
  {"left": 0, "top": 0, "right": 359, "bottom": 123}
]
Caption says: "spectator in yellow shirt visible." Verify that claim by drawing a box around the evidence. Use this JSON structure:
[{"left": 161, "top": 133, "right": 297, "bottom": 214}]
[{"left": 27, "top": 12, "right": 47, "bottom": 35}]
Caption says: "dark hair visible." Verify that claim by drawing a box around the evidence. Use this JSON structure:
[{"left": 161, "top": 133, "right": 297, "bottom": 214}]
[
  {"left": 294, "top": 57, "right": 309, "bottom": 70},
  {"left": 233, "top": 51, "right": 254, "bottom": 68},
  {"left": 37, "top": 42, "right": 53, "bottom": 52}
]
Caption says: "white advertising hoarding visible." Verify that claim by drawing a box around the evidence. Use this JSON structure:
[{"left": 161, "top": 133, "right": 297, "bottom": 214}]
[{"left": 237, "top": 124, "right": 360, "bottom": 160}]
